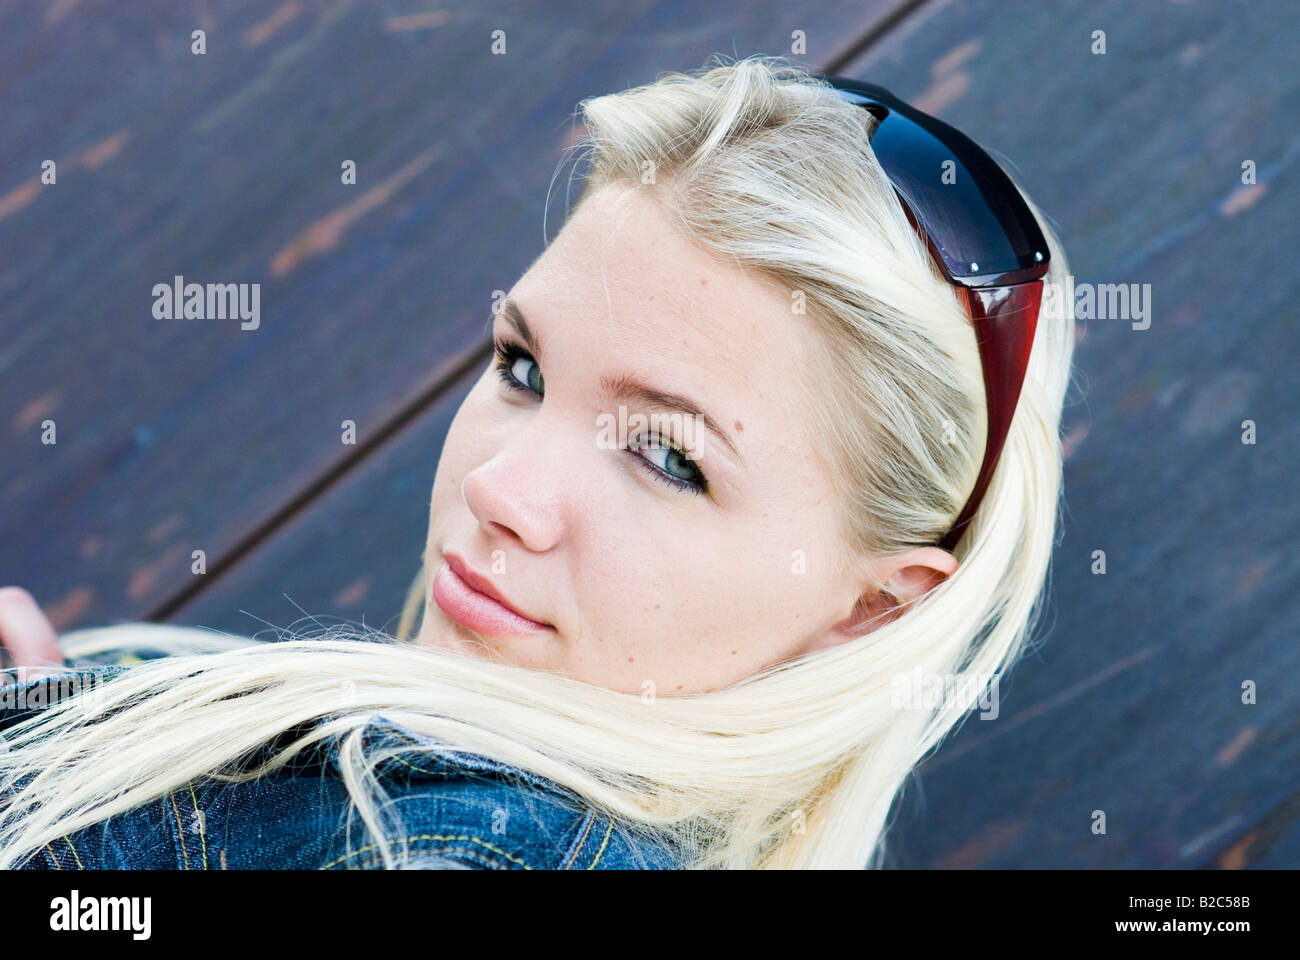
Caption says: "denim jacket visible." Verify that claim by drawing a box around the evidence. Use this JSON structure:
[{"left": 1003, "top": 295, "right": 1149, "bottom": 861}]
[{"left": 0, "top": 655, "right": 684, "bottom": 870}]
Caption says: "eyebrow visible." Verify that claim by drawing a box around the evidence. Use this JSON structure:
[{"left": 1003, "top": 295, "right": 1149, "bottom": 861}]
[{"left": 498, "top": 297, "right": 747, "bottom": 469}]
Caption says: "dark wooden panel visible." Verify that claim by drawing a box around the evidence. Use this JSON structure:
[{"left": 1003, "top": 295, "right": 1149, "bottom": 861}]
[
  {"left": 185, "top": 0, "right": 1300, "bottom": 869},
  {"left": 177, "top": 358, "right": 482, "bottom": 642},
  {"left": 0, "top": 0, "right": 906, "bottom": 628},
  {"left": 836, "top": 0, "right": 1300, "bottom": 868},
  {"left": 13, "top": 0, "right": 1296, "bottom": 870}
]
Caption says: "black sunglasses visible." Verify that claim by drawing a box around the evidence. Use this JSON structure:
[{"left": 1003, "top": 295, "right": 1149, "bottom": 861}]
[{"left": 814, "top": 75, "right": 1052, "bottom": 551}]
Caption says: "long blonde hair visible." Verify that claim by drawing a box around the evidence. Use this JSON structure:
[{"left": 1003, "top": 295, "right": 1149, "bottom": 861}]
[{"left": 0, "top": 55, "right": 1074, "bottom": 869}]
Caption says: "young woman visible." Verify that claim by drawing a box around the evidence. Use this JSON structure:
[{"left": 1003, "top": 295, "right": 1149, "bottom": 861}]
[{"left": 0, "top": 55, "right": 1074, "bottom": 870}]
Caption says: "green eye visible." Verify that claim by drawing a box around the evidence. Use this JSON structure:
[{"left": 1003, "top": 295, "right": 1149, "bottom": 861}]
[
  {"left": 628, "top": 437, "right": 708, "bottom": 495},
  {"left": 494, "top": 340, "right": 544, "bottom": 395},
  {"left": 491, "top": 337, "right": 708, "bottom": 497}
]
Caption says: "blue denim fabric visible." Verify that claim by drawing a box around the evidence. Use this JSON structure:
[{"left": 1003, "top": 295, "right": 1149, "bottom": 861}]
[{"left": 0, "top": 659, "right": 684, "bottom": 870}]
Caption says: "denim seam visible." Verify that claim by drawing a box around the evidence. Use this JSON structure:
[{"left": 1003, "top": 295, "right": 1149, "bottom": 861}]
[
  {"left": 586, "top": 819, "right": 615, "bottom": 869},
  {"left": 317, "top": 834, "right": 532, "bottom": 870},
  {"left": 345, "top": 846, "right": 510, "bottom": 870},
  {"left": 562, "top": 812, "right": 596, "bottom": 869},
  {"left": 383, "top": 729, "right": 473, "bottom": 778},
  {"left": 167, "top": 790, "right": 190, "bottom": 870},
  {"left": 63, "top": 834, "right": 84, "bottom": 869},
  {"left": 382, "top": 726, "right": 565, "bottom": 796},
  {"left": 44, "top": 843, "right": 60, "bottom": 869},
  {"left": 390, "top": 755, "right": 457, "bottom": 778},
  {"left": 187, "top": 780, "right": 209, "bottom": 869}
]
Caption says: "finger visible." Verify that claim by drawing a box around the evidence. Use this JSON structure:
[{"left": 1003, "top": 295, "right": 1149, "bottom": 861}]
[{"left": 0, "top": 586, "right": 65, "bottom": 667}]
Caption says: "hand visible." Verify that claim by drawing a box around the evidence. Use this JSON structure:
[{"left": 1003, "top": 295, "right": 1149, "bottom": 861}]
[{"left": 0, "top": 586, "right": 66, "bottom": 673}]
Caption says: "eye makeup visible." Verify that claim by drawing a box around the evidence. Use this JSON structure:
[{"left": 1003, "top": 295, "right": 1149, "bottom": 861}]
[{"left": 491, "top": 337, "right": 710, "bottom": 496}]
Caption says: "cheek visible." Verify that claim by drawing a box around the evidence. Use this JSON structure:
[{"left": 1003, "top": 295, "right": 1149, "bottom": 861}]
[
  {"left": 578, "top": 526, "right": 782, "bottom": 657},
  {"left": 643, "top": 514, "right": 832, "bottom": 644},
  {"left": 426, "top": 385, "right": 498, "bottom": 531},
  {"left": 578, "top": 548, "right": 797, "bottom": 695}
]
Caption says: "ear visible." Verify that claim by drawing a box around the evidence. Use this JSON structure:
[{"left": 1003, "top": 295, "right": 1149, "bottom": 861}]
[{"left": 806, "top": 547, "right": 958, "bottom": 652}]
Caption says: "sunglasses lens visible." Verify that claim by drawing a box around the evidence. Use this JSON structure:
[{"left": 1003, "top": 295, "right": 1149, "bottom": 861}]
[
  {"left": 817, "top": 76, "right": 1055, "bottom": 549},
  {"left": 826, "top": 81, "right": 1049, "bottom": 287}
]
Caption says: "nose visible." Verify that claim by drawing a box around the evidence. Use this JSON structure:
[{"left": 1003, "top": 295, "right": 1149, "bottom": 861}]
[{"left": 460, "top": 427, "right": 569, "bottom": 553}]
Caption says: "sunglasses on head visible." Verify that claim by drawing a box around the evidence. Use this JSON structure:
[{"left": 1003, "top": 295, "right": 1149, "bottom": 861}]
[{"left": 814, "top": 75, "right": 1051, "bottom": 551}]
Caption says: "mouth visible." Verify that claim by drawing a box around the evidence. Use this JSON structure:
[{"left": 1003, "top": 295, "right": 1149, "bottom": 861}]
[{"left": 431, "top": 552, "right": 554, "bottom": 638}]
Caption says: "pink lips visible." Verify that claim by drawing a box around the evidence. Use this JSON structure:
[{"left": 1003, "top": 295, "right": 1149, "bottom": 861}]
[{"left": 431, "top": 555, "right": 553, "bottom": 637}]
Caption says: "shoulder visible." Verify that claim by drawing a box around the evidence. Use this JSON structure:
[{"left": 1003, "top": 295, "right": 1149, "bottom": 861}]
[
  {"left": 0, "top": 664, "right": 133, "bottom": 732},
  {"left": 11, "top": 705, "right": 684, "bottom": 870},
  {"left": 310, "top": 714, "right": 685, "bottom": 870}
]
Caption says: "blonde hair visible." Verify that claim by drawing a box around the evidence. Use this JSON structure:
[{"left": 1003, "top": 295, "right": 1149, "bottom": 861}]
[{"left": 0, "top": 55, "right": 1074, "bottom": 869}]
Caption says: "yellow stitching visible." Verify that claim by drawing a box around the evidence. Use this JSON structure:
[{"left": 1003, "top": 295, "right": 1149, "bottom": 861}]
[
  {"left": 45, "top": 843, "right": 61, "bottom": 869},
  {"left": 317, "top": 834, "right": 532, "bottom": 870},
  {"left": 390, "top": 754, "right": 456, "bottom": 777},
  {"left": 325, "top": 722, "right": 445, "bottom": 776},
  {"left": 408, "top": 846, "right": 509, "bottom": 869},
  {"left": 381, "top": 729, "right": 458, "bottom": 777},
  {"left": 349, "top": 846, "right": 508, "bottom": 870},
  {"left": 381, "top": 727, "right": 571, "bottom": 792},
  {"left": 320, "top": 835, "right": 530, "bottom": 870},
  {"left": 187, "top": 780, "right": 208, "bottom": 869},
  {"left": 167, "top": 790, "right": 190, "bottom": 870},
  {"left": 586, "top": 819, "right": 615, "bottom": 869},
  {"left": 63, "top": 835, "right": 84, "bottom": 870},
  {"left": 563, "top": 813, "right": 595, "bottom": 870}
]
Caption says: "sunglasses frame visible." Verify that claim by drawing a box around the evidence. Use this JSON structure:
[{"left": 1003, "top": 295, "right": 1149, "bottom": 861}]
[{"left": 814, "top": 75, "right": 1052, "bottom": 551}]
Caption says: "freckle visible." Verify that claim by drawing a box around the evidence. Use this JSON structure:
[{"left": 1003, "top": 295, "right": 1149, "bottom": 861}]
[
  {"left": 627, "top": 657, "right": 635, "bottom": 663},
  {"left": 675, "top": 685, "right": 683, "bottom": 690},
  {"left": 731, "top": 649, "right": 737, "bottom": 655},
  {"left": 654, "top": 603, "right": 660, "bottom": 609},
  {"left": 734, "top": 420, "right": 744, "bottom": 432}
]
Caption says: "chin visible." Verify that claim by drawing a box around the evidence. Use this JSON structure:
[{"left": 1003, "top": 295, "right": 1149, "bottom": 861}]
[{"left": 416, "top": 609, "right": 486, "bottom": 660}]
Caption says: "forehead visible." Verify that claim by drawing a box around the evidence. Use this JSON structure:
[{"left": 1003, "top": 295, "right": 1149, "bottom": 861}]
[{"left": 516, "top": 183, "right": 814, "bottom": 406}]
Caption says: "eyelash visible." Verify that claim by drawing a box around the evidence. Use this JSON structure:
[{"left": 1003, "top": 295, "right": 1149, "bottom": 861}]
[{"left": 492, "top": 337, "right": 709, "bottom": 496}]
